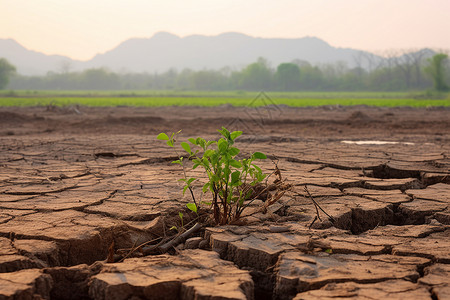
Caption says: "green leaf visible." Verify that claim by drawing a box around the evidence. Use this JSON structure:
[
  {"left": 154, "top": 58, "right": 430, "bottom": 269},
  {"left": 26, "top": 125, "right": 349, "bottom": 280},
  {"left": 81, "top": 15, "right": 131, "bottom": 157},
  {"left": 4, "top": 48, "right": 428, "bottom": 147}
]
[
  {"left": 202, "top": 182, "right": 210, "bottom": 193},
  {"left": 324, "top": 248, "right": 333, "bottom": 254},
  {"left": 166, "top": 140, "right": 174, "bottom": 147},
  {"left": 196, "top": 138, "right": 206, "bottom": 149},
  {"left": 172, "top": 159, "right": 182, "bottom": 165},
  {"left": 252, "top": 164, "right": 262, "bottom": 172},
  {"left": 188, "top": 138, "right": 197, "bottom": 145},
  {"left": 229, "top": 147, "right": 240, "bottom": 156},
  {"left": 231, "top": 170, "right": 241, "bottom": 185},
  {"left": 223, "top": 167, "right": 231, "bottom": 179},
  {"left": 206, "top": 141, "right": 216, "bottom": 148},
  {"left": 170, "top": 226, "right": 178, "bottom": 231},
  {"left": 186, "top": 177, "right": 196, "bottom": 185},
  {"left": 227, "top": 193, "right": 233, "bottom": 203},
  {"left": 203, "top": 149, "right": 215, "bottom": 157},
  {"left": 230, "top": 131, "right": 242, "bottom": 140},
  {"left": 183, "top": 185, "right": 189, "bottom": 195},
  {"left": 157, "top": 133, "right": 169, "bottom": 140},
  {"left": 252, "top": 152, "right": 267, "bottom": 159},
  {"left": 186, "top": 203, "right": 197, "bottom": 213},
  {"left": 210, "top": 174, "right": 220, "bottom": 182},
  {"left": 202, "top": 157, "right": 210, "bottom": 168},
  {"left": 218, "top": 138, "right": 228, "bottom": 152},
  {"left": 218, "top": 127, "right": 230, "bottom": 139},
  {"left": 210, "top": 154, "right": 219, "bottom": 165},
  {"left": 229, "top": 159, "right": 242, "bottom": 168},
  {"left": 179, "top": 212, "right": 183, "bottom": 219},
  {"left": 181, "top": 142, "right": 192, "bottom": 154}
]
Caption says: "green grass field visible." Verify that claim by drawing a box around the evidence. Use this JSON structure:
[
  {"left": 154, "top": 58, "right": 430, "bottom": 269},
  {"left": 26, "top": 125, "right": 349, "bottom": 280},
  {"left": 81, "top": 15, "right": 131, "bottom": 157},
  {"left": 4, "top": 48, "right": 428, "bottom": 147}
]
[{"left": 0, "top": 90, "right": 449, "bottom": 107}]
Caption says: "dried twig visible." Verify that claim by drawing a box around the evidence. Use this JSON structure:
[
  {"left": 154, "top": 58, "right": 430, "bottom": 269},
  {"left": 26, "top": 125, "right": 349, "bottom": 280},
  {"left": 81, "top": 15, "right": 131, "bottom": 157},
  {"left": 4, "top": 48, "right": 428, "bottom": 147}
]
[
  {"left": 303, "top": 185, "right": 336, "bottom": 225},
  {"left": 106, "top": 240, "right": 115, "bottom": 263},
  {"left": 158, "top": 222, "right": 202, "bottom": 253},
  {"left": 237, "top": 158, "right": 290, "bottom": 218},
  {"left": 308, "top": 216, "right": 318, "bottom": 229},
  {"left": 118, "top": 237, "right": 164, "bottom": 260},
  {"left": 141, "top": 237, "right": 168, "bottom": 256}
]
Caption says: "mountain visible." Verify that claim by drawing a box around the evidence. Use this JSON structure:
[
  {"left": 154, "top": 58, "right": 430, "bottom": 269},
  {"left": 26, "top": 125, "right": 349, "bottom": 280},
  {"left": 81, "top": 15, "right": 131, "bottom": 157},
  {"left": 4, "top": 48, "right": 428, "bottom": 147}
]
[
  {"left": 0, "top": 39, "right": 81, "bottom": 76},
  {"left": 84, "top": 32, "right": 381, "bottom": 73},
  {"left": 1, "top": 32, "right": 382, "bottom": 75}
]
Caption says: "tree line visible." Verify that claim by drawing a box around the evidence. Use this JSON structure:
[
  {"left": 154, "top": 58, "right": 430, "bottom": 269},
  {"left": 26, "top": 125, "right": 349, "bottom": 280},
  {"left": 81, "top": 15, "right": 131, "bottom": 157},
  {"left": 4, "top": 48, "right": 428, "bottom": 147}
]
[{"left": 3, "top": 51, "right": 450, "bottom": 92}]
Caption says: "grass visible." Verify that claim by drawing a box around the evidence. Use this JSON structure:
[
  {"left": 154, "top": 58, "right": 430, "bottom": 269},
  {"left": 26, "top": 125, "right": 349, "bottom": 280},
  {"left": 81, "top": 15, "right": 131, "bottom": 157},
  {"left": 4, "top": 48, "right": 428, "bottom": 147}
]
[
  {"left": 0, "top": 90, "right": 415, "bottom": 98},
  {"left": 0, "top": 90, "right": 449, "bottom": 107}
]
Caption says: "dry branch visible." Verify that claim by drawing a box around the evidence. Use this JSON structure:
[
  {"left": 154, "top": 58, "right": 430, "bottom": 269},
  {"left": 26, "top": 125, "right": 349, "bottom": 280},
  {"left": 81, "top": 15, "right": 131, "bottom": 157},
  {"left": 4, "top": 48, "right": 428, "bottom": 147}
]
[{"left": 158, "top": 222, "right": 202, "bottom": 253}]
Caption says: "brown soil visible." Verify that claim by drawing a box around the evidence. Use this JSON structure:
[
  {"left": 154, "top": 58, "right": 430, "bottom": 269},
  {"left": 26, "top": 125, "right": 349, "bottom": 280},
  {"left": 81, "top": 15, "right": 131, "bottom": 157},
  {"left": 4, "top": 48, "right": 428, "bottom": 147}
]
[
  {"left": 1, "top": 105, "right": 449, "bottom": 140},
  {"left": 0, "top": 105, "right": 449, "bottom": 299}
]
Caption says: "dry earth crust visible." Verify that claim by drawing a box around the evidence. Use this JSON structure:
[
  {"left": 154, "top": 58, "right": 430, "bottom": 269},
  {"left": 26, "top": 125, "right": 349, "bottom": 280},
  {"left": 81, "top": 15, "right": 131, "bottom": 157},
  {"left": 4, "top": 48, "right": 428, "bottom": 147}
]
[{"left": 0, "top": 105, "right": 449, "bottom": 299}]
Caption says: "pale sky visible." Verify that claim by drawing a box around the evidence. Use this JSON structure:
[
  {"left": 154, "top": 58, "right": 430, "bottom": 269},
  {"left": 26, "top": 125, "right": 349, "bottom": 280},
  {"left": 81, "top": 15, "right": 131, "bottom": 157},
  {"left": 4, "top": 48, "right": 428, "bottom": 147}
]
[{"left": 1, "top": 0, "right": 449, "bottom": 61}]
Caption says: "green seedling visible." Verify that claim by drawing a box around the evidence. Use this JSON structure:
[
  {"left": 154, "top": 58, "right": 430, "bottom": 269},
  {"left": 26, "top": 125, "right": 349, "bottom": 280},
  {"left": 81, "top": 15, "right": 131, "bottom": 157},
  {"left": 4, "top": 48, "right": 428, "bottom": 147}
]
[
  {"left": 178, "top": 212, "right": 184, "bottom": 228},
  {"left": 169, "top": 211, "right": 185, "bottom": 233},
  {"left": 157, "top": 127, "right": 267, "bottom": 225}
]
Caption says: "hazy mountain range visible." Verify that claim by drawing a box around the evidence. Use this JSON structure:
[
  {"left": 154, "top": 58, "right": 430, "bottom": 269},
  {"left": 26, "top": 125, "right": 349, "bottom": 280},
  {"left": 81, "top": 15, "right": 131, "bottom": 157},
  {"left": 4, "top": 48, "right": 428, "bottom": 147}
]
[{"left": 0, "top": 32, "right": 401, "bottom": 76}]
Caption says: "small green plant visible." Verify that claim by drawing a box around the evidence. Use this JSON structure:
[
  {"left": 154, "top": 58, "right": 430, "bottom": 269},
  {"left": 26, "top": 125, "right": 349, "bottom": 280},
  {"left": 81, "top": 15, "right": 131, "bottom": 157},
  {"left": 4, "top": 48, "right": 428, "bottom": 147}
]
[
  {"left": 169, "top": 212, "right": 185, "bottom": 232},
  {"left": 157, "top": 127, "right": 267, "bottom": 225}
]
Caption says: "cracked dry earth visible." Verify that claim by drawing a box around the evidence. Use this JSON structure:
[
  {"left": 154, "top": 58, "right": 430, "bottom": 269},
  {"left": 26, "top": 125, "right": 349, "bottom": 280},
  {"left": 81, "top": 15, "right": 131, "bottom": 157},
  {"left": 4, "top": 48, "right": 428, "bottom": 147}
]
[{"left": 0, "top": 105, "right": 449, "bottom": 300}]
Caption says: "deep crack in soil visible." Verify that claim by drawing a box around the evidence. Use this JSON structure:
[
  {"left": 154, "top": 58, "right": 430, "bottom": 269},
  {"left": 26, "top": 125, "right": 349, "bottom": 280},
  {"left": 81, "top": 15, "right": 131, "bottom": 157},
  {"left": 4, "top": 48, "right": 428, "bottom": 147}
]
[{"left": 0, "top": 105, "right": 449, "bottom": 299}]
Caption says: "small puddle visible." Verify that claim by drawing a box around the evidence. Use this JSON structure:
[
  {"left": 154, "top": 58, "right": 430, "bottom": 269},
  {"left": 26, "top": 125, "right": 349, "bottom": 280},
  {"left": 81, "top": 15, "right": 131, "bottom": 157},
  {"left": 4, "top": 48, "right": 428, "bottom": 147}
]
[{"left": 342, "top": 140, "right": 415, "bottom": 145}]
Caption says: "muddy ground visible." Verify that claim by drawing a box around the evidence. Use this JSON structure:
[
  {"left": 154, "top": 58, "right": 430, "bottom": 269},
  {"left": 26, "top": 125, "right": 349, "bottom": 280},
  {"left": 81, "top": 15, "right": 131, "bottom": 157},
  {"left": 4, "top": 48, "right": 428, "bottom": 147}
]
[{"left": 0, "top": 104, "right": 449, "bottom": 299}]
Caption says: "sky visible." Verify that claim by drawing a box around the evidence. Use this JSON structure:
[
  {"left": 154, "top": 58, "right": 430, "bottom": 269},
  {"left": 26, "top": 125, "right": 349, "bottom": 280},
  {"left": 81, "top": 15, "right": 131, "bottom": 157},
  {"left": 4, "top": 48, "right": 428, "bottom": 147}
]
[{"left": 1, "top": 0, "right": 449, "bottom": 61}]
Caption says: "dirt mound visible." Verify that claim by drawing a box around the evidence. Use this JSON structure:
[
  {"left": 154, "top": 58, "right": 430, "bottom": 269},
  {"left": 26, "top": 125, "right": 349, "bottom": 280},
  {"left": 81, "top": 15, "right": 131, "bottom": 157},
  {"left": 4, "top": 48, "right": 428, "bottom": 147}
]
[
  {"left": 346, "top": 110, "right": 372, "bottom": 122},
  {"left": 0, "top": 111, "right": 30, "bottom": 123}
]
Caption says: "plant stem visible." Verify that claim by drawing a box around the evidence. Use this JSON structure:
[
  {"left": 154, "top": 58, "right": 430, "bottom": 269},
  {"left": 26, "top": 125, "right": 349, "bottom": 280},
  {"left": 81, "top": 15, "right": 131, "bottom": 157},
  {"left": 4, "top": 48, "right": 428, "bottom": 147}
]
[{"left": 174, "top": 147, "right": 197, "bottom": 206}]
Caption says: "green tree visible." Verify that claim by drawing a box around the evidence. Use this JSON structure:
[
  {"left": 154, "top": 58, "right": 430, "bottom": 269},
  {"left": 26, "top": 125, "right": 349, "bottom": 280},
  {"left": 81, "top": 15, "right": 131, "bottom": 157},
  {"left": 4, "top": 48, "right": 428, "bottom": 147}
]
[
  {"left": 79, "top": 68, "right": 120, "bottom": 90},
  {"left": 275, "top": 63, "right": 300, "bottom": 91},
  {"left": 190, "top": 70, "right": 228, "bottom": 90},
  {"left": 425, "top": 53, "right": 449, "bottom": 91},
  {"left": 299, "top": 65, "right": 323, "bottom": 90},
  {"left": 239, "top": 57, "right": 273, "bottom": 90},
  {"left": 0, "top": 58, "right": 16, "bottom": 89}
]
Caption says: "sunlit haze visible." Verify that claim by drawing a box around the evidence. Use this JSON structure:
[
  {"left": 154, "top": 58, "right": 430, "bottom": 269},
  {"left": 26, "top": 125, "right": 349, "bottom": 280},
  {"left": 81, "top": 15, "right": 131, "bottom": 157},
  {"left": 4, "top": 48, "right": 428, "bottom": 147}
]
[{"left": 1, "top": 0, "right": 449, "bottom": 61}]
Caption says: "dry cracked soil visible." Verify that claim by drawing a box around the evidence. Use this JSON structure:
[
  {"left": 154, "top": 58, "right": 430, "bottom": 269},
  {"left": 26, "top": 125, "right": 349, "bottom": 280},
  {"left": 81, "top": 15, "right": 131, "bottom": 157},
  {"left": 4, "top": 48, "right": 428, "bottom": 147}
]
[{"left": 0, "top": 104, "right": 449, "bottom": 300}]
